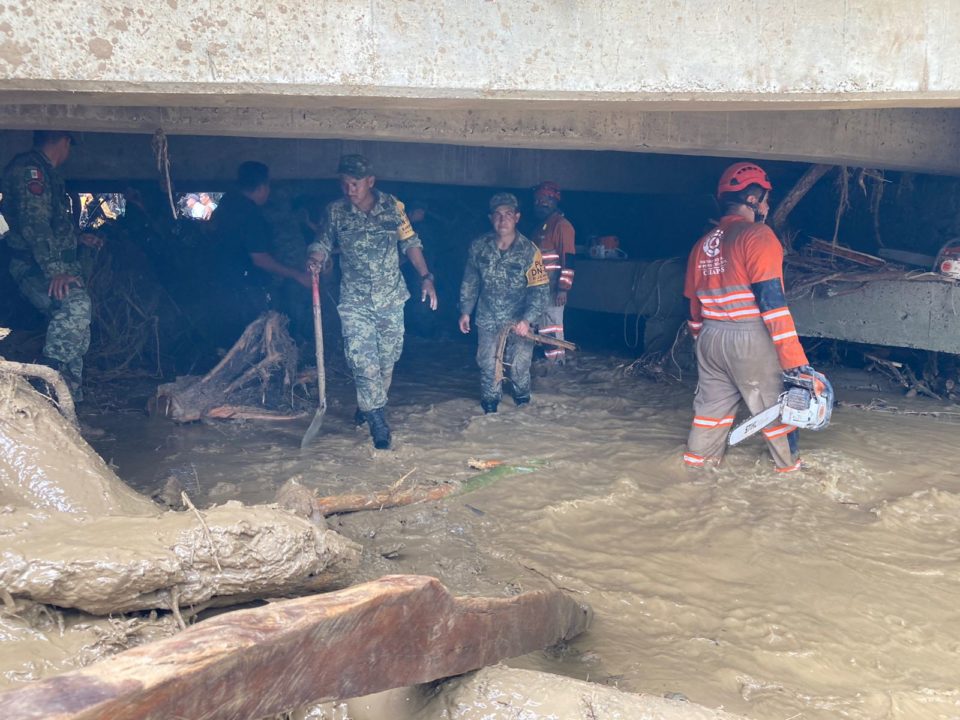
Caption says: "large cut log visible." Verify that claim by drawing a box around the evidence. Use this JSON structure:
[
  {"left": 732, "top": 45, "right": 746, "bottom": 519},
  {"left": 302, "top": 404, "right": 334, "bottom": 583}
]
[{"left": 0, "top": 575, "right": 593, "bottom": 720}]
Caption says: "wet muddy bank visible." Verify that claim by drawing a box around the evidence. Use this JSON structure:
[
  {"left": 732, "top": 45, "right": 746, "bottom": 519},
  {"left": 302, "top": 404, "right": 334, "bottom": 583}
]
[{"left": 7, "top": 339, "right": 960, "bottom": 718}]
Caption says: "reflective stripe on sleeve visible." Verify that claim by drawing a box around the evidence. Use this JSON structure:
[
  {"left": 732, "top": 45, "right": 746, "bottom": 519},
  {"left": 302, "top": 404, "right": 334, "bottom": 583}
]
[
  {"left": 771, "top": 330, "right": 798, "bottom": 342},
  {"left": 762, "top": 308, "right": 792, "bottom": 322}
]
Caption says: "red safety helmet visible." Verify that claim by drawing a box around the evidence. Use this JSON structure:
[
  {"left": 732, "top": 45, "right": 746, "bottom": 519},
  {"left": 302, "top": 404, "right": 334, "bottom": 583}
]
[
  {"left": 716, "top": 162, "right": 772, "bottom": 198},
  {"left": 534, "top": 180, "right": 562, "bottom": 202}
]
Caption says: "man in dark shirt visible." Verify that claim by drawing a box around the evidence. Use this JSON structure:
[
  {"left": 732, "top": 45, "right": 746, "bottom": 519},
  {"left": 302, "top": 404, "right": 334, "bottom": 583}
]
[{"left": 211, "top": 161, "right": 310, "bottom": 345}]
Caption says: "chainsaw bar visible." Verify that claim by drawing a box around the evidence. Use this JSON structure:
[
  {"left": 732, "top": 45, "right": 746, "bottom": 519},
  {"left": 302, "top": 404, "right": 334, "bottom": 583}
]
[{"left": 727, "top": 404, "right": 782, "bottom": 446}]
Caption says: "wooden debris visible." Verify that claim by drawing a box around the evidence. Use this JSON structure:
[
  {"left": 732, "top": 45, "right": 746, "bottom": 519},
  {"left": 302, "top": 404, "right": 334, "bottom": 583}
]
[
  {"left": 806, "top": 238, "right": 887, "bottom": 268},
  {"left": 864, "top": 353, "right": 942, "bottom": 400},
  {"left": 877, "top": 248, "right": 936, "bottom": 268},
  {"left": 279, "top": 461, "right": 546, "bottom": 518},
  {"left": 203, "top": 405, "right": 307, "bottom": 421},
  {"left": 494, "top": 327, "right": 577, "bottom": 387},
  {"left": 0, "top": 575, "right": 593, "bottom": 720},
  {"left": 0, "top": 358, "right": 77, "bottom": 427},
  {"left": 468, "top": 458, "right": 505, "bottom": 470},
  {"left": 313, "top": 483, "right": 456, "bottom": 516},
  {"left": 152, "top": 312, "right": 299, "bottom": 423},
  {"left": 770, "top": 163, "right": 833, "bottom": 236}
]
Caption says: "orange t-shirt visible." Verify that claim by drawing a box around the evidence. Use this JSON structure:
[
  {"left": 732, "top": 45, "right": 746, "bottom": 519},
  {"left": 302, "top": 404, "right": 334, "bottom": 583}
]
[
  {"left": 684, "top": 216, "right": 808, "bottom": 369},
  {"left": 534, "top": 213, "right": 575, "bottom": 263}
]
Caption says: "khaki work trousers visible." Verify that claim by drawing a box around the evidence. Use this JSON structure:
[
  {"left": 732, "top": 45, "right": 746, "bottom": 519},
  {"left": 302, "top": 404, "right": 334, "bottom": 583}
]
[
  {"left": 537, "top": 300, "right": 566, "bottom": 364},
  {"left": 686, "top": 319, "right": 799, "bottom": 471}
]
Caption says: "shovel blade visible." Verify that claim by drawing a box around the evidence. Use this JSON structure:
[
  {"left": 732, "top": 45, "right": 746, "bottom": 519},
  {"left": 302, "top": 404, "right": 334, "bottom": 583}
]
[{"left": 300, "top": 401, "right": 327, "bottom": 449}]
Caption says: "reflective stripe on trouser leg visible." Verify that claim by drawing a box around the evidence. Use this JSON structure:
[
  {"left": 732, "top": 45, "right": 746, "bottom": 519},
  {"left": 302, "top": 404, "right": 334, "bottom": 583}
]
[
  {"left": 689, "top": 320, "right": 799, "bottom": 470},
  {"left": 339, "top": 301, "right": 405, "bottom": 412},
  {"left": 687, "top": 327, "right": 741, "bottom": 465},
  {"left": 537, "top": 301, "right": 565, "bottom": 363}
]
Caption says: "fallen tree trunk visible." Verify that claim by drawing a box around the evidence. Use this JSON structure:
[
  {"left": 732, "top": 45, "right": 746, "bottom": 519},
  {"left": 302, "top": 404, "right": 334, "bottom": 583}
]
[
  {"left": 0, "top": 502, "right": 361, "bottom": 614},
  {"left": 0, "top": 372, "right": 361, "bottom": 615},
  {"left": 0, "top": 575, "right": 593, "bottom": 720},
  {"left": 0, "top": 373, "right": 157, "bottom": 516}
]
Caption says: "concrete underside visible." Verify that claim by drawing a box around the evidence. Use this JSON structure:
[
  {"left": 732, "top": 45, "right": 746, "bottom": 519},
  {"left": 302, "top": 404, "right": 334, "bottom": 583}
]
[
  {"left": 790, "top": 280, "right": 960, "bottom": 355},
  {"left": 1, "top": 2, "right": 960, "bottom": 173},
  {"left": 574, "top": 261, "right": 960, "bottom": 354},
  {"left": 1, "top": 102, "right": 958, "bottom": 176},
  {"left": 3, "top": 1, "right": 960, "bottom": 354}
]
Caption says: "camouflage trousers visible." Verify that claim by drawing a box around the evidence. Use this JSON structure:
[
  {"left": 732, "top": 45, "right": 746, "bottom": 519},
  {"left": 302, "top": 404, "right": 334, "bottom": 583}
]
[
  {"left": 338, "top": 299, "right": 405, "bottom": 412},
  {"left": 476, "top": 325, "right": 533, "bottom": 403},
  {"left": 14, "top": 265, "right": 91, "bottom": 391}
]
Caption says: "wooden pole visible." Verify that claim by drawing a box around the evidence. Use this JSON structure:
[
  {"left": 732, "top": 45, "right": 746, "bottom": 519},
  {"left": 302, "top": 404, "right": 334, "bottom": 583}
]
[
  {"left": 0, "top": 575, "right": 592, "bottom": 720},
  {"left": 770, "top": 163, "right": 834, "bottom": 235}
]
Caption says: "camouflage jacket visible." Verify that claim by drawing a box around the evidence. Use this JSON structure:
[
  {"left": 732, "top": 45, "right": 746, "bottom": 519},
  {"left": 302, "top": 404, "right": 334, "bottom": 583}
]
[
  {"left": 308, "top": 190, "right": 422, "bottom": 308},
  {"left": 1, "top": 149, "right": 80, "bottom": 279},
  {"left": 459, "top": 231, "right": 549, "bottom": 330}
]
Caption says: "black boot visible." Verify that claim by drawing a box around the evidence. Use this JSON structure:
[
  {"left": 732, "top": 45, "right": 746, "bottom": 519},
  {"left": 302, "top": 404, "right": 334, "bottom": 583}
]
[
  {"left": 364, "top": 407, "right": 391, "bottom": 450},
  {"left": 354, "top": 407, "right": 366, "bottom": 426},
  {"left": 514, "top": 394, "right": 530, "bottom": 407},
  {"left": 481, "top": 398, "right": 499, "bottom": 414}
]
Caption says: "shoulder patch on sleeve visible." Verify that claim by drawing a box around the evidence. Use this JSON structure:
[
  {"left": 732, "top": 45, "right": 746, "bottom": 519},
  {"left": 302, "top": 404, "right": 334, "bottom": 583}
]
[
  {"left": 526, "top": 248, "right": 549, "bottom": 287},
  {"left": 394, "top": 199, "right": 415, "bottom": 241},
  {"left": 24, "top": 166, "right": 45, "bottom": 195}
]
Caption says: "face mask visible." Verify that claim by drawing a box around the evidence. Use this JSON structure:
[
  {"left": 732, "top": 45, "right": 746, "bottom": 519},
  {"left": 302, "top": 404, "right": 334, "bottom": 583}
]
[{"left": 533, "top": 205, "right": 550, "bottom": 220}]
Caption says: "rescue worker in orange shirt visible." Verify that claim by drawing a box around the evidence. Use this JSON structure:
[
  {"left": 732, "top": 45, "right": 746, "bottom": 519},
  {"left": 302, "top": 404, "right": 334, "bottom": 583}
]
[
  {"left": 531, "top": 181, "right": 576, "bottom": 365},
  {"left": 683, "top": 162, "right": 818, "bottom": 473}
]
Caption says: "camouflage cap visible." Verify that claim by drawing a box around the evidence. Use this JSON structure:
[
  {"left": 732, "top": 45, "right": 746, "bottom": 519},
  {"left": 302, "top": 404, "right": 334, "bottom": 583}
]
[
  {"left": 337, "top": 154, "right": 373, "bottom": 178},
  {"left": 488, "top": 192, "right": 519, "bottom": 213}
]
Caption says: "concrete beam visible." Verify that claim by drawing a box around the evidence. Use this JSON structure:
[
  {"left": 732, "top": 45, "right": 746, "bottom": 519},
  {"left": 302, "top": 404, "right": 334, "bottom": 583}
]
[
  {"left": 0, "top": 130, "right": 742, "bottom": 194},
  {"left": 1, "top": 1, "right": 960, "bottom": 105},
  {"left": 1, "top": 104, "right": 959, "bottom": 175},
  {"left": 790, "top": 280, "right": 960, "bottom": 354}
]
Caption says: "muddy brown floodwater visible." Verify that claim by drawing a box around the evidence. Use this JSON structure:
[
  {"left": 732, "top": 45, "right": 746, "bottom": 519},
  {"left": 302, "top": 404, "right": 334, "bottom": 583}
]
[{"left": 83, "top": 338, "right": 960, "bottom": 720}]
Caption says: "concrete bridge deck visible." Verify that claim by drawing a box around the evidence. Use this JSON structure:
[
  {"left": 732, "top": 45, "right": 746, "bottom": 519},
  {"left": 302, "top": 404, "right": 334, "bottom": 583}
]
[{"left": 0, "top": 1, "right": 959, "bottom": 173}]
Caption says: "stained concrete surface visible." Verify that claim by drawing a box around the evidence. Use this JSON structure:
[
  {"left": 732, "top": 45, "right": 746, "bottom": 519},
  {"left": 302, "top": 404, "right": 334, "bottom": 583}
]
[{"left": 2, "top": 2, "right": 960, "bottom": 171}]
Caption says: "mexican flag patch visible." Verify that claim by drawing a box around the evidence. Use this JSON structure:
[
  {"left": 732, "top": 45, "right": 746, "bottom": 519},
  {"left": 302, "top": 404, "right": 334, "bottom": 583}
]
[{"left": 25, "top": 166, "right": 45, "bottom": 195}]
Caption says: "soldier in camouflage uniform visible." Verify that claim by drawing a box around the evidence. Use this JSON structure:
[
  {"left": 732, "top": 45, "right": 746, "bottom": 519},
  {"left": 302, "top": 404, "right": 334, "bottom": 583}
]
[
  {"left": 307, "top": 154, "right": 437, "bottom": 449},
  {"left": 459, "top": 193, "right": 549, "bottom": 413},
  {"left": 1, "top": 131, "right": 100, "bottom": 400}
]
